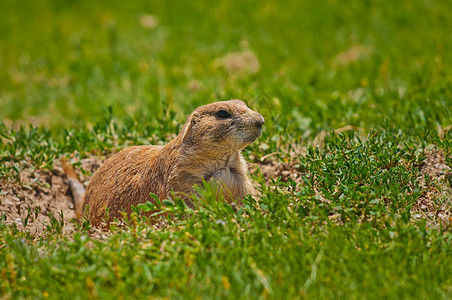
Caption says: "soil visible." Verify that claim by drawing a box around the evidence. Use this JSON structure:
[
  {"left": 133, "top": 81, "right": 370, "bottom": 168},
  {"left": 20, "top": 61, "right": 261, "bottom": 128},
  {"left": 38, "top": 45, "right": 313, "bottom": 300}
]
[
  {"left": 0, "top": 158, "right": 101, "bottom": 236},
  {"left": 1, "top": 148, "right": 450, "bottom": 236},
  {"left": 413, "top": 149, "right": 452, "bottom": 227}
]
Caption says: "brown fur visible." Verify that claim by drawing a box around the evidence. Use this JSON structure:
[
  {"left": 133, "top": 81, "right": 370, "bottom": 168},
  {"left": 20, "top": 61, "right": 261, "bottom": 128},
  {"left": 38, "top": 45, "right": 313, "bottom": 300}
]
[{"left": 65, "top": 99, "right": 264, "bottom": 227}]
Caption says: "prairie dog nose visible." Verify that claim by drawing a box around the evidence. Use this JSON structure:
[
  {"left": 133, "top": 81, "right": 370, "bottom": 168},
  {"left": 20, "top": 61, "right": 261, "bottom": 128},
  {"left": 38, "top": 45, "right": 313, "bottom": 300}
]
[{"left": 255, "top": 113, "right": 265, "bottom": 127}]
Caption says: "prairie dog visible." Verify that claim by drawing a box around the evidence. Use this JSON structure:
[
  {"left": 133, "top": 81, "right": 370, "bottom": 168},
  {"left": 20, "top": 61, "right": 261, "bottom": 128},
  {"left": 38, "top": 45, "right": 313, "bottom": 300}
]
[{"left": 64, "top": 99, "right": 264, "bottom": 226}]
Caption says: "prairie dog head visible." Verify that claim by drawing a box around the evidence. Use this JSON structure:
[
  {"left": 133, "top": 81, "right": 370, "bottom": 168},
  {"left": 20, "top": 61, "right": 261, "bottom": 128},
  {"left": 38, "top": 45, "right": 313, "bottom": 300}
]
[{"left": 179, "top": 99, "right": 264, "bottom": 151}]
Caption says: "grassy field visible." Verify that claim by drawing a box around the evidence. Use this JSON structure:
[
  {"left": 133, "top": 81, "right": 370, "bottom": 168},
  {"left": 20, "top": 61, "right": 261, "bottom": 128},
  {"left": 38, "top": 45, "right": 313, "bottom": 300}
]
[{"left": 1, "top": 0, "right": 451, "bottom": 298}]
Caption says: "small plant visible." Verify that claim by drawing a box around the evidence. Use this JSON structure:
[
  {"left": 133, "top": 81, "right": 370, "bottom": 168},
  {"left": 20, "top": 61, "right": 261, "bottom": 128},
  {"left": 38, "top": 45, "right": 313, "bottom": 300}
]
[
  {"left": 21, "top": 206, "right": 40, "bottom": 228},
  {"left": 136, "top": 193, "right": 194, "bottom": 219},
  {"left": 45, "top": 211, "right": 65, "bottom": 235}
]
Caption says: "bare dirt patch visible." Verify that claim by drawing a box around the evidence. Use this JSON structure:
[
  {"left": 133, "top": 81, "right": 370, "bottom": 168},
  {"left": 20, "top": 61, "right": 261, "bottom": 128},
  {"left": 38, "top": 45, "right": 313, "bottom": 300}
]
[
  {"left": 253, "top": 159, "right": 301, "bottom": 185},
  {"left": 0, "top": 158, "right": 102, "bottom": 236},
  {"left": 213, "top": 49, "right": 260, "bottom": 75},
  {"left": 413, "top": 148, "right": 452, "bottom": 228}
]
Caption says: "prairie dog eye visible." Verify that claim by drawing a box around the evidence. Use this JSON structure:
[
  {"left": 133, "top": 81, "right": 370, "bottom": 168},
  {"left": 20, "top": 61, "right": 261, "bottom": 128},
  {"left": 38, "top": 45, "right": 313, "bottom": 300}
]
[{"left": 216, "top": 110, "right": 232, "bottom": 119}]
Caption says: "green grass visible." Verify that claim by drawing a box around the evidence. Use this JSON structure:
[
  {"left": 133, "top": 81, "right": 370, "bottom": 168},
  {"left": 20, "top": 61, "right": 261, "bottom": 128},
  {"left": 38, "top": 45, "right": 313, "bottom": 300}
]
[{"left": 1, "top": 0, "right": 452, "bottom": 298}]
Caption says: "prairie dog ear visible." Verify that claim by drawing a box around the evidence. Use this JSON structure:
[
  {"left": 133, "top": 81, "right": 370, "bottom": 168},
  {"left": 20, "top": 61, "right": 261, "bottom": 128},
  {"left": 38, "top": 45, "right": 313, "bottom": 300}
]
[
  {"left": 180, "top": 111, "right": 200, "bottom": 143},
  {"left": 190, "top": 111, "right": 201, "bottom": 124}
]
